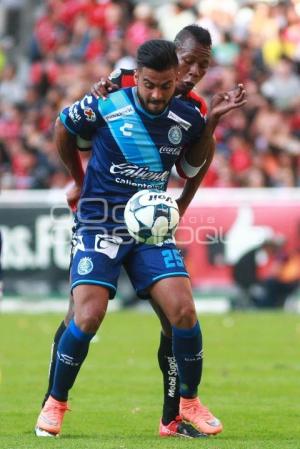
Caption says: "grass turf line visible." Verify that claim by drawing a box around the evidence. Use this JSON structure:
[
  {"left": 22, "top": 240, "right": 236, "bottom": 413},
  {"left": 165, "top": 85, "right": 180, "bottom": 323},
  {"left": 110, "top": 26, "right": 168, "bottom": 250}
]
[{"left": 0, "top": 311, "right": 299, "bottom": 449}]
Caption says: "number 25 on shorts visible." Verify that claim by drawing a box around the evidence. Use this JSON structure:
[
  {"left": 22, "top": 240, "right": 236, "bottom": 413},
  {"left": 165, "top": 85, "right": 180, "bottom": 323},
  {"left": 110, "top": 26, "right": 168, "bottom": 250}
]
[{"left": 162, "top": 249, "right": 184, "bottom": 268}]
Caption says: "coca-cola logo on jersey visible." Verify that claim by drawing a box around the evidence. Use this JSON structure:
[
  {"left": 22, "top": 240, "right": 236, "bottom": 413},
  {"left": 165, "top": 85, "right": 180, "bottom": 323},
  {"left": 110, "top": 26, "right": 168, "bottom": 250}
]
[{"left": 159, "top": 146, "right": 182, "bottom": 155}]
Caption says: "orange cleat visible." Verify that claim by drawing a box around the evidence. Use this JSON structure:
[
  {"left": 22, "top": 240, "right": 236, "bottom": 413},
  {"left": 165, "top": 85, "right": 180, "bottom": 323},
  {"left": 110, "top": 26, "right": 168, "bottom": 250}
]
[
  {"left": 35, "top": 396, "right": 70, "bottom": 437},
  {"left": 180, "top": 397, "right": 223, "bottom": 435}
]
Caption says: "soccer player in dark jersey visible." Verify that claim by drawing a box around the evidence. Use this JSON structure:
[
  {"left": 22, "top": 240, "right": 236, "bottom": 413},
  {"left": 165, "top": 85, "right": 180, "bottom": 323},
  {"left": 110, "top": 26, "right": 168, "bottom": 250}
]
[
  {"left": 39, "top": 26, "right": 246, "bottom": 439},
  {"left": 35, "top": 39, "right": 238, "bottom": 438}
]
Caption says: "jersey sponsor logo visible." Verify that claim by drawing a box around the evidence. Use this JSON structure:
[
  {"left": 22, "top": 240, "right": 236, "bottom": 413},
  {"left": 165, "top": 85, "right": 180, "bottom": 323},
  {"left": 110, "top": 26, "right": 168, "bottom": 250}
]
[
  {"left": 110, "top": 162, "right": 169, "bottom": 182},
  {"left": 69, "top": 102, "right": 81, "bottom": 124},
  {"left": 167, "top": 110, "right": 192, "bottom": 130},
  {"left": 77, "top": 257, "right": 93, "bottom": 275},
  {"left": 84, "top": 107, "right": 96, "bottom": 122},
  {"left": 115, "top": 178, "right": 164, "bottom": 189},
  {"left": 103, "top": 105, "right": 134, "bottom": 122},
  {"left": 159, "top": 145, "right": 182, "bottom": 156},
  {"left": 168, "top": 125, "right": 182, "bottom": 145},
  {"left": 94, "top": 234, "right": 123, "bottom": 259}
]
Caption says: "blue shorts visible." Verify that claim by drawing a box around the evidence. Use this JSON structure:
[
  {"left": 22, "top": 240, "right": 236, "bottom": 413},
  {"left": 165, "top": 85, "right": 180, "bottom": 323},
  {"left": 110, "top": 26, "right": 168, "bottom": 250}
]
[{"left": 70, "top": 232, "right": 189, "bottom": 299}]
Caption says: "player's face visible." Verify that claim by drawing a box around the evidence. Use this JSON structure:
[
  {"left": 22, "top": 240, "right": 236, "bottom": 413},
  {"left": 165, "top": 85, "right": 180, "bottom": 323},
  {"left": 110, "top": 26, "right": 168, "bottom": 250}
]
[
  {"left": 135, "top": 67, "right": 178, "bottom": 115},
  {"left": 176, "top": 37, "right": 211, "bottom": 95}
]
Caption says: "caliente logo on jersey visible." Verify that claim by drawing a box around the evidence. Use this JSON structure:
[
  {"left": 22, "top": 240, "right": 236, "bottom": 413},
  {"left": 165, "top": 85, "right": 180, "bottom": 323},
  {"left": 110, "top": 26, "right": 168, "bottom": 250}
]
[{"left": 110, "top": 162, "right": 169, "bottom": 182}]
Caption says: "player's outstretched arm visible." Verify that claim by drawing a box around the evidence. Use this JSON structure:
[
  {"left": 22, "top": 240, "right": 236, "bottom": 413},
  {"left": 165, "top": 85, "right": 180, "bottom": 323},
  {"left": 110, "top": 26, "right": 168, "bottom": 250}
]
[
  {"left": 176, "top": 84, "right": 246, "bottom": 216},
  {"left": 185, "top": 84, "right": 246, "bottom": 168}
]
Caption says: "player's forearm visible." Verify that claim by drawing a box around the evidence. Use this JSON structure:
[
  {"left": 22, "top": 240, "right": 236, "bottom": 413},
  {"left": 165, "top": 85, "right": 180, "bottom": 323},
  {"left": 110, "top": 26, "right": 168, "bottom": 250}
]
[
  {"left": 184, "top": 121, "right": 215, "bottom": 168},
  {"left": 54, "top": 118, "right": 85, "bottom": 186},
  {"left": 176, "top": 139, "right": 215, "bottom": 216}
]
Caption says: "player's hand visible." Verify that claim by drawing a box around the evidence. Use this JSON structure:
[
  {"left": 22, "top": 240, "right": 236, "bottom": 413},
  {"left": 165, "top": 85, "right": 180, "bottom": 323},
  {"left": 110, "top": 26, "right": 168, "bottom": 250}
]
[
  {"left": 65, "top": 181, "right": 82, "bottom": 212},
  {"left": 209, "top": 84, "right": 247, "bottom": 120},
  {"left": 91, "top": 78, "right": 119, "bottom": 99}
]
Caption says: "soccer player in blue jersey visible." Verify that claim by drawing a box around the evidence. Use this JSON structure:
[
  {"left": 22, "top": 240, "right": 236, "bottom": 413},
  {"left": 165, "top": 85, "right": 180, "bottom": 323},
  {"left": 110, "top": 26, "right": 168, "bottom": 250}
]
[
  {"left": 40, "top": 25, "right": 246, "bottom": 439},
  {"left": 35, "top": 39, "right": 227, "bottom": 437}
]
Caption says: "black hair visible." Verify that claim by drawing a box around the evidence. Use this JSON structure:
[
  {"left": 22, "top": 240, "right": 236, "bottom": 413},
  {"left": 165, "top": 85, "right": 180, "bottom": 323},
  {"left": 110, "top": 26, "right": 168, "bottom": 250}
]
[
  {"left": 174, "top": 25, "right": 212, "bottom": 49},
  {"left": 136, "top": 39, "right": 178, "bottom": 71}
]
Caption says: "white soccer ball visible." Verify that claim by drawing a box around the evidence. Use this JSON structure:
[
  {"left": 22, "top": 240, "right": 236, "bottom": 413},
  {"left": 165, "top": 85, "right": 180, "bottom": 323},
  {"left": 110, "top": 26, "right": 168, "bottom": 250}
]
[{"left": 124, "top": 189, "right": 180, "bottom": 244}]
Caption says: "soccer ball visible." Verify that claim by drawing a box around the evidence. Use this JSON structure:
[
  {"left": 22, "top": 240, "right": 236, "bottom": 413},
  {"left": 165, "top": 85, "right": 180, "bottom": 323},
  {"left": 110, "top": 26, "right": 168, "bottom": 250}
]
[{"left": 124, "top": 189, "right": 180, "bottom": 244}]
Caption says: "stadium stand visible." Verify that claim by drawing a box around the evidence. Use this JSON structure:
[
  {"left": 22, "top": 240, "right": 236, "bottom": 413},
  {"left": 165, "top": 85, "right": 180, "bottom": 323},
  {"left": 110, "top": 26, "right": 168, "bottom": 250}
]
[{"left": 0, "top": 0, "right": 299, "bottom": 191}]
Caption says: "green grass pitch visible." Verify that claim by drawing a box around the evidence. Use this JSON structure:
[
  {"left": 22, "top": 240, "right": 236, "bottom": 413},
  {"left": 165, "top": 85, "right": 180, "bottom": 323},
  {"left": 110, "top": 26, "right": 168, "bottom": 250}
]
[{"left": 0, "top": 311, "right": 299, "bottom": 449}]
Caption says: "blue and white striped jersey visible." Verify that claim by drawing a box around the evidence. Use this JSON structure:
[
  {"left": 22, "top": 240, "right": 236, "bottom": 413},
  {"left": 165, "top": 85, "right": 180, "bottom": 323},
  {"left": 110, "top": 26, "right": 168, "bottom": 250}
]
[{"left": 60, "top": 87, "right": 205, "bottom": 228}]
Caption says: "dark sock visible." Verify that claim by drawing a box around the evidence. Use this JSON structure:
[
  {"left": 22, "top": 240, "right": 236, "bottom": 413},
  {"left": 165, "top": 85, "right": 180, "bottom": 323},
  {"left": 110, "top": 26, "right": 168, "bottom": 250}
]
[
  {"left": 50, "top": 319, "right": 94, "bottom": 402},
  {"left": 42, "top": 320, "right": 66, "bottom": 407},
  {"left": 172, "top": 321, "right": 203, "bottom": 398},
  {"left": 158, "top": 332, "right": 180, "bottom": 425}
]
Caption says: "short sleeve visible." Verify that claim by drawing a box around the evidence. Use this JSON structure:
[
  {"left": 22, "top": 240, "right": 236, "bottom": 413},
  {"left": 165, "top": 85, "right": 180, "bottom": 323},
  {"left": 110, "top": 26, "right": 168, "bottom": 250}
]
[{"left": 60, "top": 94, "right": 105, "bottom": 141}]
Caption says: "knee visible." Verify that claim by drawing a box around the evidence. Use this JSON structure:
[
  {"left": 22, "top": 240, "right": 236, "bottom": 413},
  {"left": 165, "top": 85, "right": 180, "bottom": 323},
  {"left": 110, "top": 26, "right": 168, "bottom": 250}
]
[
  {"left": 77, "top": 313, "right": 102, "bottom": 333},
  {"left": 75, "top": 300, "right": 107, "bottom": 333},
  {"left": 172, "top": 299, "right": 197, "bottom": 329}
]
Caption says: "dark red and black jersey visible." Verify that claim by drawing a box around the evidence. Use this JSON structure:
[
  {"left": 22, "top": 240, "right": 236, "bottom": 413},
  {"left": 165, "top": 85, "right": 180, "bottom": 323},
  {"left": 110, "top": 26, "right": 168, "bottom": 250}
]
[
  {"left": 108, "top": 68, "right": 135, "bottom": 88},
  {"left": 185, "top": 90, "right": 207, "bottom": 119}
]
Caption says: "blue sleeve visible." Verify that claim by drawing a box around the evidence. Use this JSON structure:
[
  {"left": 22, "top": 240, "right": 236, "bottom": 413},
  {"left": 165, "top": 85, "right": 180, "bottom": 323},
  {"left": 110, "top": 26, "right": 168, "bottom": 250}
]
[{"left": 59, "top": 94, "right": 105, "bottom": 141}]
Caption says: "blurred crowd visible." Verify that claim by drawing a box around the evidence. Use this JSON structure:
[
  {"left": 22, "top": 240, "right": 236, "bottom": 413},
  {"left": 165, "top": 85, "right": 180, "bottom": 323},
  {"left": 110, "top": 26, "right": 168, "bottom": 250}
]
[{"left": 0, "top": 0, "right": 300, "bottom": 190}]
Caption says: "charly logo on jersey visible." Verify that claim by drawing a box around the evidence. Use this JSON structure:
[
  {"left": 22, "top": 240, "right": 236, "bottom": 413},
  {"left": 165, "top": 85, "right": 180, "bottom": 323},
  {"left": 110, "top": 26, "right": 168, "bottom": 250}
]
[
  {"left": 168, "top": 126, "right": 182, "bottom": 145},
  {"left": 103, "top": 105, "right": 134, "bottom": 122},
  {"left": 120, "top": 122, "right": 133, "bottom": 136},
  {"left": 80, "top": 95, "right": 93, "bottom": 108},
  {"left": 77, "top": 257, "right": 93, "bottom": 275},
  {"left": 167, "top": 111, "right": 191, "bottom": 131},
  {"left": 84, "top": 107, "right": 96, "bottom": 122}
]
